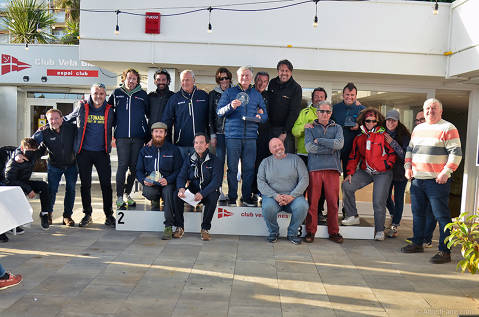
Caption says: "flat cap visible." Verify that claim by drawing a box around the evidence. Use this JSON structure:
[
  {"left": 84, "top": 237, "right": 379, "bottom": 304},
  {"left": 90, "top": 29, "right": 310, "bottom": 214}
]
[{"left": 151, "top": 122, "right": 168, "bottom": 131}]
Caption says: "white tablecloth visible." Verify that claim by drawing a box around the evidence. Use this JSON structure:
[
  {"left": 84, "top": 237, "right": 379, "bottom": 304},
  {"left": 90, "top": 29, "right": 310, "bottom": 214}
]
[{"left": 0, "top": 186, "right": 33, "bottom": 234}]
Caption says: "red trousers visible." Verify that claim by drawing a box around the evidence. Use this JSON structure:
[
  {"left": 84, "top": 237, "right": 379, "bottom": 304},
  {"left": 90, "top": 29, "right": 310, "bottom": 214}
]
[{"left": 306, "top": 170, "right": 340, "bottom": 235}]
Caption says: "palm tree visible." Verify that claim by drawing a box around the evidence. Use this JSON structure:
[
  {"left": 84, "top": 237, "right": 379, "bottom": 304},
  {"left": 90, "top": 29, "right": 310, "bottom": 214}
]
[
  {"left": 60, "top": 19, "right": 79, "bottom": 44},
  {"left": 2, "top": 0, "right": 56, "bottom": 44},
  {"left": 54, "top": 0, "right": 80, "bottom": 23}
]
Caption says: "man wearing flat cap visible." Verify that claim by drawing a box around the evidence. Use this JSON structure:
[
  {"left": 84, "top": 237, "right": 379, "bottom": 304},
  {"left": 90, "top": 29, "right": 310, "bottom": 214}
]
[{"left": 136, "top": 122, "right": 183, "bottom": 240}]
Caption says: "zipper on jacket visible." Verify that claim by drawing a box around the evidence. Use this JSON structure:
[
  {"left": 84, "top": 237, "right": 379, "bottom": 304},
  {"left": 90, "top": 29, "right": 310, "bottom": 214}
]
[
  {"left": 128, "top": 96, "right": 132, "bottom": 138},
  {"left": 176, "top": 129, "right": 182, "bottom": 144}
]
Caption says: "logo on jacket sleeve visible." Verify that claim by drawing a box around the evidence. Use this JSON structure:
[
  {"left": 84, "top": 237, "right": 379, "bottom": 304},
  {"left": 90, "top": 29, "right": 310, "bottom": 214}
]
[{"left": 217, "top": 208, "right": 234, "bottom": 218}]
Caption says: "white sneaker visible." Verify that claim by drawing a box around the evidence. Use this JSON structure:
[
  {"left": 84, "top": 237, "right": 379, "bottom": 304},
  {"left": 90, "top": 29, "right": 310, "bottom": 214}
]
[
  {"left": 375, "top": 231, "right": 385, "bottom": 241},
  {"left": 341, "top": 216, "right": 360, "bottom": 226}
]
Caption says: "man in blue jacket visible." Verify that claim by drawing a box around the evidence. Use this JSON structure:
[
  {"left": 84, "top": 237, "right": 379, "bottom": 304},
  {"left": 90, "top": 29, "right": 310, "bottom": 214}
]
[
  {"left": 161, "top": 70, "right": 210, "bottom": 159},
  {"left": 217, "top": 66, "right": 268, "bottom": 207},
  {"left": 177, "top": 133, "right": 221, "bottom": 241},
  {"left": 108, "top": 69, "right": 149, "bottom": 210},
  {"left": 136, "top": 122, "right": 183, "bottom": 240}
]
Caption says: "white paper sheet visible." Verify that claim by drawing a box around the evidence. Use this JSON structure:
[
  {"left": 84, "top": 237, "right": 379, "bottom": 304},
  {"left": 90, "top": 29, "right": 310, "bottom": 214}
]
[{"left": 179, "top": 189, "right": 200, "bottom": 207}]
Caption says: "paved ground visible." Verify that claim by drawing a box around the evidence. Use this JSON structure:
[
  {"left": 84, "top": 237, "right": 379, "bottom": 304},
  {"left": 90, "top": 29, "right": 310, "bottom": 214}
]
[{"left": 1, "top": 185, "right": 479, "bottom": 317}]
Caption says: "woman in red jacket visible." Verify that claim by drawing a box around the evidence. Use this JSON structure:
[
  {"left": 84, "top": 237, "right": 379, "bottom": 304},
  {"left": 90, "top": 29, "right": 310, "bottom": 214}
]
[{"left": 341, "top": 108, "right": 396, "bottom": 240}]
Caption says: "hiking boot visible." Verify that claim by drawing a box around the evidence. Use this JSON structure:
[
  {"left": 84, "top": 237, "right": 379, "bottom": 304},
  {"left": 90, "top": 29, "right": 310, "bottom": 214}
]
[
  {"left": 374, "top": 231, "right": 385, "bottom": 241},
  {"left": 79, "top": 215, "right": 92, "bottom": 227},
  {"left": 116, "top": 196, "right": 127, "bottom": 210},
  {"left": 430, "top": 251, "right": 451, "bottom": 264},
  {"left": 0, "top": 272, "right": 22, "bottom": 290},
  {"left": 341, "top": 216, "right": 360, "bottom": 226},
  {"left": 227, "top": 199, "right": 237, "bottom": 207},
  {"left": 267, "top": 233, "right": 279, "bottom": 243},
  {"left": 401, "top": 243, "right": 424, "bottom": 253},
  {"left": 105, "top": 215, "right": 116, "bottom": 227},
  {"left": 62, "top": 217, "right": 75, "bottom": 227},
  {"left": 162, "top": 226, "right": 173, "bottom": 240},
  {"left": 173, "top": 227, "right": 184, "bottom": 239},
  {"left": 287, "top": 236, "right": 302, "bottom": 245},
  {"left": 8, "top": 227, "right": 24, "bottom": 235},
  {"left": 387, "top": 225, "right": 398, "bottom": 238},
  {"left": 405, "top": 237, "right": 413, "bottom": 244},
  {"left": 304, "top": 232, "right": 314, "bottom": 243},
  {"left": 201, "top": 229, "right": 211, "bottom": 241},
  {"left": 48, "top": 212, "right": 53, "bottom": 225},
  {"left": 329, "top": 233, "right": 344, "bottom": 244},
  {"left": 0, "top": 233, "right": 8, "bottom": 243},
  {"left": 40, "top": 212, "right": 50, "bottom": 230},
  {"left": 124, "top": 194, "right": 136, "bottom": 207}
]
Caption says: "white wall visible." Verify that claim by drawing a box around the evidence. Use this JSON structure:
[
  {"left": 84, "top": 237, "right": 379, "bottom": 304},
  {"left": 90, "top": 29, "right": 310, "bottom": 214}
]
[
  {"left": 448, "top": 0, "right": 479, "bottom": 77},
  {"left": 80, "top": 0, "right": 449, "bottom": 77},
  {"left": 0, "top": 86, "right": 19, "bottom": 146}
]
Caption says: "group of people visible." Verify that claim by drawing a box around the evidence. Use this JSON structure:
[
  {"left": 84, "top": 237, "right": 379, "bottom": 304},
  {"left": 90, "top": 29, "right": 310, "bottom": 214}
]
[{"left": 0, "top": 59, "right": 462, "bottom": 265}]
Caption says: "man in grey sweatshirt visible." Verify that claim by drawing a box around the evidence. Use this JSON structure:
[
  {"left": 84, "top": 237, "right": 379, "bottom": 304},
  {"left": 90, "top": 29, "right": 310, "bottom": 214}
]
[{"left": 257, "top": 138, "right": 309, "bottom": 244}]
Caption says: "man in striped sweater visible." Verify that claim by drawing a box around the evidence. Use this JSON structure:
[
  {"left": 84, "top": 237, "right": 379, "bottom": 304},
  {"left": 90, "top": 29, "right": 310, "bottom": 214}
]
[{"left": 401, "top": 98, "right": 462, "bottom": 264}]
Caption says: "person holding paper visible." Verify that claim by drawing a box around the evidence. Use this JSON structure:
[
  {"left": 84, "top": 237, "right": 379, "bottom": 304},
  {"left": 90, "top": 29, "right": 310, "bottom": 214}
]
[
  {"left": 136, "top": 122, "right": 183, "bottom": 240},
  {"left": 177, "top": 133, "right": 221, "bottom": 241}
]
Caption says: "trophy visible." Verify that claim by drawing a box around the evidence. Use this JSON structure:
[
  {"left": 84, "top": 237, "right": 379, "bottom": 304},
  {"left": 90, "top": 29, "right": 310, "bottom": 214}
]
[
  {"left": 145, "top": 171, "right": 162, "bottom": 184},
  {"left": 236, "top": 92, "right": 249, "bottom": 107}
]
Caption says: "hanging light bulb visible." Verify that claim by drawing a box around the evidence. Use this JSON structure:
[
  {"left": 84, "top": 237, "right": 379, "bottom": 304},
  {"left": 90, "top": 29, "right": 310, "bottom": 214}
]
[
  {"left": 36, "top": 23, "right": 41, "bottom": 32},
  {"left": 25, "top": 42, "right": 29, "bottom": 51},
  {"left": 11, "top": 18, "right": 15, "bottom": 23},
  {"left": 207, "top": 7, "right": 213, "bottom": 34},
  {"left": 313, "top": 0, "right": 319, "bottom": 28},
  {"left": 115, "top": 10, "right": 120, "bottom": 35},
  {"left": 433, "top": 1, "right": 439, "bottom": 15}
]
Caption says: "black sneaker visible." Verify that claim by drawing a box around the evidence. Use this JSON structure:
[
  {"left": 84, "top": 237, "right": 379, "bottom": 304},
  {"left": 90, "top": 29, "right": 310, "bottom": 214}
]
[
  {"left": 241, "top": 198, "right": 256, "bottom": 207},
  {"left": 267, "top": 233, "right": 279, "bottom": 243},
  {"left": 0, "top": 233, "right": 8, "bottom": 243},
  {"left": 287, "top": 236, "right": 302, "bottom": 245},
  {"left": 40, "top": 213, "right": 50, "bottom": 230},
  {"left": 8, "top": 227, "right": 24, "bottom": 235},
  {"left": 105, "top": 215, "right": 116, "bottom": 228},
  {"left": 79, "top": 215, "right": 92, "bottom": 227},
  {"left": 227, "top": 199, "right": 237, "bottom": 207},
  {"left": 401, "top": 243, "right": 424, "bottom": 253},
  {"left": 430, "top": 251, "right": 451, "bottom": 264}
]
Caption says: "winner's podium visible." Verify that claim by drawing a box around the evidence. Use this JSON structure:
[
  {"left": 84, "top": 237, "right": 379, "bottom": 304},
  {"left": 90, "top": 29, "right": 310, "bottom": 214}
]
[{"left": 116, "top": 201, "right": 375, "bottom": 239}]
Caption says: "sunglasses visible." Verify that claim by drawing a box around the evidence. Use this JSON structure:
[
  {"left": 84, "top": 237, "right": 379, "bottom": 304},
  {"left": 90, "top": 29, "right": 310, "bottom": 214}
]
[
  {"left": 219, "top": 77, "right": 230, "bottom": 81},
  {"left": 317, "top": 110, "right": 332, "bottom": 114},
  {"left": 364, "top": 120, "right": 377, "bottom": 123},
  {"left": 415, "top": 118, "right": 425, "bottom": 123}
]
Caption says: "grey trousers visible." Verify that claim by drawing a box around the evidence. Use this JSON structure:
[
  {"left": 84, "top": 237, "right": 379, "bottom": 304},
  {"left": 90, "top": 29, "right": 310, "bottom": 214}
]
[{"left": 342, "top": 169, "right": 393, "bottom": 232}]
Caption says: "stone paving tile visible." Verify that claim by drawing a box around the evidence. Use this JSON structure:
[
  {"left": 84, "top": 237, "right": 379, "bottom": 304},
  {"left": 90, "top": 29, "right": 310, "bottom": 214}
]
[
  {"left": 172, "top": 299, "right": 229, "bottom": 317},
  {"left": 227, "top": 305, "right": 282, "bottom": 317},
  {"left": 0, "top": 294, "right": 65, "bottom": 317}
]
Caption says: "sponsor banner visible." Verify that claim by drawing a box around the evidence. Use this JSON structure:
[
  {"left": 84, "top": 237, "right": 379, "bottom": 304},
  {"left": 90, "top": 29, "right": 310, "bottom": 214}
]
[
  {"left": 116, "top": 205, "right": 374, "bottom": 239},
  {"left": 47, "top": 69, "right": 99, "bottom": 77}
]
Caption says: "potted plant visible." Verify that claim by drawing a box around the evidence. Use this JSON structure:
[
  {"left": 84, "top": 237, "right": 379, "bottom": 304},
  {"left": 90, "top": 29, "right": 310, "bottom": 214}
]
[{"left": 445, "top": 212, "right": 479, "bottom": 274}]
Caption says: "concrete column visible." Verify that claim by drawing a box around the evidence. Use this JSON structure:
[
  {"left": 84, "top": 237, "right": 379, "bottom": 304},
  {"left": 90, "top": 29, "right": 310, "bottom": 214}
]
[
  {"left": 167, "top": 68, "right": 178, "bottom": 92},
  {"left": 460, "top": 88, "right": 479, "bottom": 215}
]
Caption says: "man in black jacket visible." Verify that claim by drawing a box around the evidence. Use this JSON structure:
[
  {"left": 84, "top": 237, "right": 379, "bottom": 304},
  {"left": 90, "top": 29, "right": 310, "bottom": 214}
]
[
  {"left": 147, "top": 69, "right": 175, "bottom": 132},
  {"left": 177, "top": 133, "right": 221, "bottom": 241},
  {"left": 267, "top": 59, "right": 303, "bottom": 154},
  {"left": 5, "top": 138, "right": 51, "bottom": 230},
  {"left": 24, "top": 109, "right": 77, "bottom": 227}
]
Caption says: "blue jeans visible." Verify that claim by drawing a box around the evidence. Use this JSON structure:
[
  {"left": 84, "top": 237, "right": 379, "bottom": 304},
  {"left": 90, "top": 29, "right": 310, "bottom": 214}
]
[
  {"left": 226, "top": 138, "right": 256, "bottom": 201},
  {"left": 424, "top": 203, "right": 437, "bottom": 244},
  {"left": 215, "top": 134, "right": 226, "bottom": 189},
  {"left": 410, "top": 179, "right": 451, "bottom": 253},
  {"left": 48, "top": 164, "right": 78, "bottom": 218},
  {"left": 386, "top": 180, "right": 407, "bottom": 226},
  {"left": 0, "top": 263, "right": 5, "bottom": 277},
  {"left": 262, "top": 196, "right": 309, "bottom": 237}
]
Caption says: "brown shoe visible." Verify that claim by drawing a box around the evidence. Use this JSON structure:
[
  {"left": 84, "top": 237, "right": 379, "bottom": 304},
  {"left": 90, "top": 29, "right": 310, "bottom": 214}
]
[
  {"left": 48, "top": 212, "right": 53, "bottom": 225},
  {"left": 329, "top": 233, "right": 344, "bottom": 244},
  {"left": 172, "top": 227, "right": 184, "bottom": 239},
  {"left": 304, "top": 232, "right": 314, "bottom": 243},
  {"left": 62, "top": 217, "right": 75, "bottom": 227},
  {"left": 201, "top": 229, "right": 210, "bottom": 241}
]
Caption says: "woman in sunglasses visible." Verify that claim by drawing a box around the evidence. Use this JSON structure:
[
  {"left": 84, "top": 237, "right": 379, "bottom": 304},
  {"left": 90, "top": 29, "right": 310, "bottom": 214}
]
[{"left": 341, "top": 108, "right": 397, "bottom": 241}]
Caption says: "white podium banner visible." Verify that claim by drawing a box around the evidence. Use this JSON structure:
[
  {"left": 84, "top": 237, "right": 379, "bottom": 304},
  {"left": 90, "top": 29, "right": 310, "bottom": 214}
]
[
  {"left": 0, "top": 186, "right": 34, "bottom": 234},
  {"left": 116, "top": 205, "right": 374, "bottom": 239}
]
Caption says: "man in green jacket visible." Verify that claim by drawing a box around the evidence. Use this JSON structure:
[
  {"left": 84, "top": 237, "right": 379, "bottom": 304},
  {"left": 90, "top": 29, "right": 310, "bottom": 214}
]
[{"left": 292, "top": 88, "right": 327, "bottom": 222}]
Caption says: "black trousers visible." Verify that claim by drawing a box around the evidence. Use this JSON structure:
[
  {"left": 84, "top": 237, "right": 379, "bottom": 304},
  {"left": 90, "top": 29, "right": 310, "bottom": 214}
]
[
  {"left": 176, "top": 189, "right": 220, "bottom": 230},
  {"left": 29, "top": 180, "right": 51, "bottom": 214},
  {"left": 77, "top": 150, "right": 113, "bottom": 216},
  {"left": 142, "top": 184, "right": 176, "bottom": 227}
]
